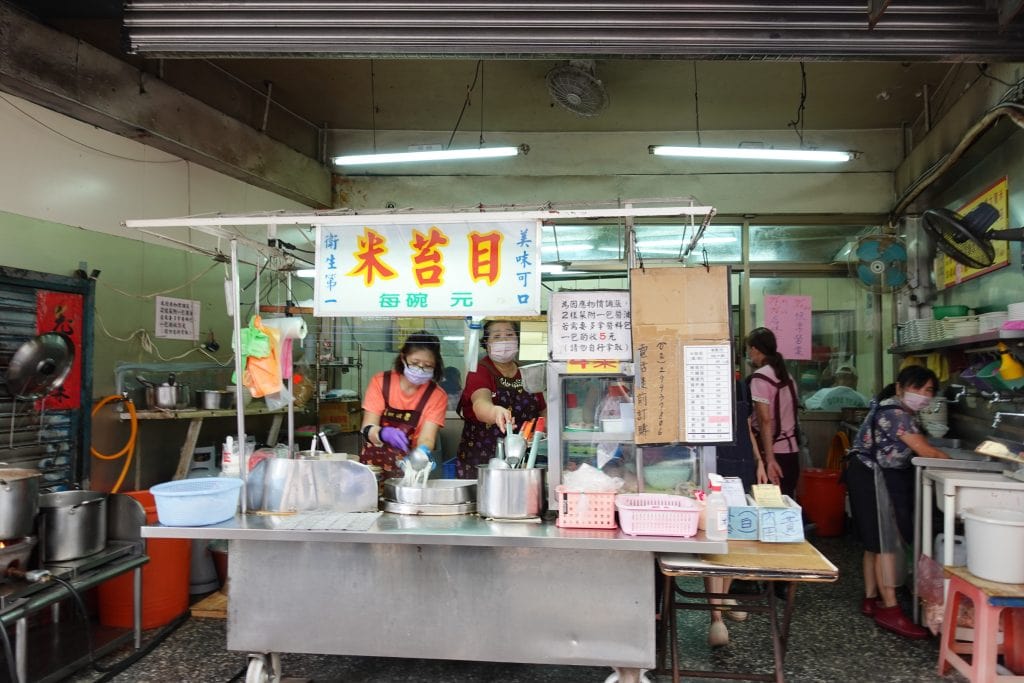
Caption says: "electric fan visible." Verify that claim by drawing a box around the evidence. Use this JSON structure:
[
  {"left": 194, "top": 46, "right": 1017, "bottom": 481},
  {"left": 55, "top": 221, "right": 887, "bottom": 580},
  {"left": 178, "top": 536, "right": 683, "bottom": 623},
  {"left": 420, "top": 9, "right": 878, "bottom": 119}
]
[
  {"left": 545, "top": 60, "right": 609, "bottom": 117},
  {"left": 847, "top": 235, "right": 909, "bottom": 293},
  {"left": 922, "top": 202, "right": 1024, "bottom": 269}
]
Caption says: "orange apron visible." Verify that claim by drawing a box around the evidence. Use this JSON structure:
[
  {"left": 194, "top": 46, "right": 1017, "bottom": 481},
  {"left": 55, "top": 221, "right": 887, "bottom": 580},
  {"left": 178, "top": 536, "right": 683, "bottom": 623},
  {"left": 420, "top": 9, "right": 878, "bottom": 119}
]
[{"left": 360, "top": 371, "right": 439, "bottom": 477}]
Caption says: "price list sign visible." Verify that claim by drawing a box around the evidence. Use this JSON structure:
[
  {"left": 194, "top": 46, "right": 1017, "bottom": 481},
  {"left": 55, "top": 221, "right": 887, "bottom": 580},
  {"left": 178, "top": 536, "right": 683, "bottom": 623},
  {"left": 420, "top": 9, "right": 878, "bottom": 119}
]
[{"left": 682, "top": 344, "right": 733, "bottom": 442}]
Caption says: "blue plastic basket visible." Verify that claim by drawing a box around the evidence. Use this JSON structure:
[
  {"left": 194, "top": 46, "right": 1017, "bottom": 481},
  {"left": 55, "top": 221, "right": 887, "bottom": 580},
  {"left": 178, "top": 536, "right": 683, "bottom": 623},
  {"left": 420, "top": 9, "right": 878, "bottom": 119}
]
[
  {"left": 441, "top": 458, "right": 457, "bottom": 479},
  {"left": 150, "top": 478, "right": 242, "bottom": 527}
]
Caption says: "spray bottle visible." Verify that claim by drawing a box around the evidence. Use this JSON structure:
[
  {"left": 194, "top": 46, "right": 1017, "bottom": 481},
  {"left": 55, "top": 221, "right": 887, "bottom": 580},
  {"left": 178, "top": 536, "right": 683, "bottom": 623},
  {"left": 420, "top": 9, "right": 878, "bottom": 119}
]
[{"left": 221, "top": 435, "right": 240, "bottom": 477}]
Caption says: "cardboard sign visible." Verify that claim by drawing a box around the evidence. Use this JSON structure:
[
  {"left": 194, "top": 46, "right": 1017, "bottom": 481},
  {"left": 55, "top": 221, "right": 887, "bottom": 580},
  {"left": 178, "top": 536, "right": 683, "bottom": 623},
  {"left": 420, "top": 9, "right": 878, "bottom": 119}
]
[{"left": 630, "top": 266, "right": 733, "bottom": 444}]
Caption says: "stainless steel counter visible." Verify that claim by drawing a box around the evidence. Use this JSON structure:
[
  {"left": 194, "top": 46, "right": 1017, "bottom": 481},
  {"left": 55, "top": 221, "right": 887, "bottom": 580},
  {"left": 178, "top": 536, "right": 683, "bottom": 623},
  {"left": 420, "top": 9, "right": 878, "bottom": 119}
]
[
  {"left": 143, "top": 513, "right": 725, "bottom": 682},
  {"left": 142, "top": 512, "right": 728, "bottom": 553}
]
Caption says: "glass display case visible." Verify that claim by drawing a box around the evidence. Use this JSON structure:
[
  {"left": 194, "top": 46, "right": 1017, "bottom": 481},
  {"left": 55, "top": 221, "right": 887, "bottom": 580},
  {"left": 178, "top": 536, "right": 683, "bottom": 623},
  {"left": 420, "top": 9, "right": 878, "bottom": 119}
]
[{"left": 545, "top": 362, "right": 702, "bottom": 509}]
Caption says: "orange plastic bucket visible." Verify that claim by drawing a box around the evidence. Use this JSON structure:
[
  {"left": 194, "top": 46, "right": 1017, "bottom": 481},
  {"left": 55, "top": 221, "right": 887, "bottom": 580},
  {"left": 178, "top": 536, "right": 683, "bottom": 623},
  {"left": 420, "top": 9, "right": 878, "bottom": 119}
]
[
  {"left": 98, "top": 490, "right": 191, "bottom": 629},
  {"left": 798, "top": 468, "right": 847, "bottom": 537}
]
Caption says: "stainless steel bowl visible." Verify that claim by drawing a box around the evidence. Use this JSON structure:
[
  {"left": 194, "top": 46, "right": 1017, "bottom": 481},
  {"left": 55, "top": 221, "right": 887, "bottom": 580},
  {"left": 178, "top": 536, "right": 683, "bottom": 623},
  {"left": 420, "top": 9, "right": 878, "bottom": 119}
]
[{"left": 383, "top": 479, "right": 477, "bottom": 505}]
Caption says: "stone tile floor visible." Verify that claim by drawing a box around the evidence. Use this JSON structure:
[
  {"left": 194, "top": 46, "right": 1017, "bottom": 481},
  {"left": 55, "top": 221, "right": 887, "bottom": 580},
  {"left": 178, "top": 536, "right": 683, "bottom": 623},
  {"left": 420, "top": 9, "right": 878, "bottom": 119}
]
[{"left": 65, "top": 532, "right": 970, "bottom": 683}]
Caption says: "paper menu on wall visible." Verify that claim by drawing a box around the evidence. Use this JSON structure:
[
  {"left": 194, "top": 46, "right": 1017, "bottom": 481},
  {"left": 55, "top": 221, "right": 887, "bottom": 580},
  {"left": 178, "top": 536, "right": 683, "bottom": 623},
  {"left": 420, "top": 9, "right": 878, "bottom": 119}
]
[
  {"left": 721, "top": 477, "right": 748, "bottom": 506},
  {"left": 752, "top": 484, "right": 786, "bottom": 507},
  {"left": 682, "top": 344, "right": 733, "bottom": 442}
]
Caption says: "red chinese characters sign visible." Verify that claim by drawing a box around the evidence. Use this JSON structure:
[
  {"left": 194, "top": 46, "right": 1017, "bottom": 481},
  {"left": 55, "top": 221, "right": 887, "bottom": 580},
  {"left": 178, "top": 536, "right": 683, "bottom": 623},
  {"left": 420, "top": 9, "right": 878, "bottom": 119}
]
[
  {"left": 763, "top": 294, "right": 812, "bottom": 361},
  {"left": 35, "top": 290, "right": 83, "bottom": 409},
  {"left": 314, "top": 221, "right": 540, "bottom": 317}
]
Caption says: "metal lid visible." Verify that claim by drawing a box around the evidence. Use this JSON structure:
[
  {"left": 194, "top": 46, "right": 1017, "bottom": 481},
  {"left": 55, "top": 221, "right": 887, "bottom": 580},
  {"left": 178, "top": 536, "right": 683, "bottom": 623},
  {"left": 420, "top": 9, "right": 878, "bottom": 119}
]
[
  {"left": 5, "top": 333, "right": 74, "bottom": 400},
  {"left": 0, "top": 468, "right": 43, "bottom": 482}
]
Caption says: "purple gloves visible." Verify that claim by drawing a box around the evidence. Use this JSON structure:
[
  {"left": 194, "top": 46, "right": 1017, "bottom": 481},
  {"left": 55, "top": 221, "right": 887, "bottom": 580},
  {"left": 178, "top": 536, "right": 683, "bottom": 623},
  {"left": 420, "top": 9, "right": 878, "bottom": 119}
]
[{"left": 379, "top": 426, "right": 409, "bottom": 452}]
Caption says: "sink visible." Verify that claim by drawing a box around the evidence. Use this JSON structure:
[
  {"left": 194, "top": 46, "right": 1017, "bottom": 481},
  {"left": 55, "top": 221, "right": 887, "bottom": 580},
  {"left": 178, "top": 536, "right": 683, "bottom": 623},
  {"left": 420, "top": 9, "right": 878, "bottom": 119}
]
[{"left": 927, "top": 437, "right": 962, "bottom": 450}]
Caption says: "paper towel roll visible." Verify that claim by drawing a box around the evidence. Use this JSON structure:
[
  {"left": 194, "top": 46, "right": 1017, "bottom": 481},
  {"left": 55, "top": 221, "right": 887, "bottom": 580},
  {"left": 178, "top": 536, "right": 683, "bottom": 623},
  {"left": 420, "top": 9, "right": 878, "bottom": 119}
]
[{"left": 261, "top": 317, "right": 308, "bottom": 340}]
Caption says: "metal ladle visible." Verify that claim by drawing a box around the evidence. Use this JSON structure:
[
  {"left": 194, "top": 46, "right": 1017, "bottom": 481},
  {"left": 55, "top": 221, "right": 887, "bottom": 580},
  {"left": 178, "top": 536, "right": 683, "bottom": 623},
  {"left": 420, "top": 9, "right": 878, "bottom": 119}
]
[
  {"left": 406, "top": 446, "right": 431, "bottom": 472},
  {"left": 505, "top": 434, "right": 528, "bottom": 468}
]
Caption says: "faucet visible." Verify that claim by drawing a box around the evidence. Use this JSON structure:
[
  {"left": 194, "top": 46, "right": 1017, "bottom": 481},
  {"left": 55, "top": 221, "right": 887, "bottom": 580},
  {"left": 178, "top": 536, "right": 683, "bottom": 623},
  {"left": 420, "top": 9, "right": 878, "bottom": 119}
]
[
  {"left": 992, "top": 412, "right": 1024, "bottom": 428},
  {"left": 987, "top": 392, "right": 1014, "bottom": 408},
  {"left": 947, "top": 384, "right": 967, "bottom": 404}
]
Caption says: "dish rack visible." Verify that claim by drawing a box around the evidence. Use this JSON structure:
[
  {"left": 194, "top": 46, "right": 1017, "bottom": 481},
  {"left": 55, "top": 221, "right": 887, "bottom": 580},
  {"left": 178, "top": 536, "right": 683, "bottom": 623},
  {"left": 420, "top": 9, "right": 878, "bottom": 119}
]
[
  {"left": 555, "top": 486, "right": 617, "bottom": 529},
  {"left": 615, "top": 493, "right": 700, "bottom": 537}
]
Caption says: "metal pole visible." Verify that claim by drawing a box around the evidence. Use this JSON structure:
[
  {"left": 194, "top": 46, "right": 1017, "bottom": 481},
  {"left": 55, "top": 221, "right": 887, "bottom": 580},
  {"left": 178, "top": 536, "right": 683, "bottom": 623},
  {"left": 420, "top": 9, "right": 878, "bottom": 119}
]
[
  {"left": 133, "top": 565, "right": 142, "bottom": 648},
  {"left": 231, "top": 239, "right": 248, "bottom": 514},
  {"left": 286, "top": 271, "right": 295, "bottom": 454},
  {"left": 16, "top": 617, "right": 26, "bottom": 683}
]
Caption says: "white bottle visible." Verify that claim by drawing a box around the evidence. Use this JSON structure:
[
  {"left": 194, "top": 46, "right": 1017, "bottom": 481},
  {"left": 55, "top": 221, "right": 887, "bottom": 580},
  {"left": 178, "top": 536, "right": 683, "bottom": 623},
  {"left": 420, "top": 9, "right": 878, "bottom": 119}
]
[
  {"left": 705, "top": 473, "right": 729, "bottom": 541},
  {"left": 221, "top": 435, "right": 240, "bottom": 477}
]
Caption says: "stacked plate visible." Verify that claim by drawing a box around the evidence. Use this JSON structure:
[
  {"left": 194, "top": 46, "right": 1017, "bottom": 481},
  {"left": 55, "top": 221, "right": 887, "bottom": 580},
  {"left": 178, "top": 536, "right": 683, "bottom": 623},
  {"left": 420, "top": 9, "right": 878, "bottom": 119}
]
[
  {"left": 1008, "top": 301, "right": 1024, "bottom": 321},
  {"left": 940, "top": 315, "right": 980, "bottom": 339},
  {"left": 900, "top": 318, "right": 943, "bottom": 345},
  {"left": 978, "top": 311, "right": 1009, "bottom": 333}
]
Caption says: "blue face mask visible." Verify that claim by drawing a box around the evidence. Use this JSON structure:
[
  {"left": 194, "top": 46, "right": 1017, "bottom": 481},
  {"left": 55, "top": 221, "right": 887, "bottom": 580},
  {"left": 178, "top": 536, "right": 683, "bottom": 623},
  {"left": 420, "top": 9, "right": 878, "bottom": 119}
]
[{"left": 403, "top": 362, "right": 434, "bottom": 386}]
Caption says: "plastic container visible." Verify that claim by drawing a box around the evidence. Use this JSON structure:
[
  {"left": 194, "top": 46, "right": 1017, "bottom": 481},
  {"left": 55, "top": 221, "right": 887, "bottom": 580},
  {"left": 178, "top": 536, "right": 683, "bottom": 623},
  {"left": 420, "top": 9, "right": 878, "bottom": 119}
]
[
  {"left": 932, "top": 305, "right": 970, "bottom": 320},
  {"left": 555, "top": 486, "right": 617, "bottom": 529},
  {"left": 595, "top": 382, "right": 632, "bottom": 424},
  {"left": 798, "top": 468, "right": 847, "bottom": 537},
  {"left": 615, "top": 494, "right": 700, "bottom": 537},
  {"left": 705, "top": 483, "right": 728, "bottom": 541},
  {"left": 98, "top": 491, "right": 191, "bottom": 629},
  {"left": 934, "top": 533, "right": 967, "bottom": 567},
  {"left": 150, "top": 478, "right": 242, "bottom": 527},
  {"left": 962, "top": 507, "right": 1024, "bottom": 583}
]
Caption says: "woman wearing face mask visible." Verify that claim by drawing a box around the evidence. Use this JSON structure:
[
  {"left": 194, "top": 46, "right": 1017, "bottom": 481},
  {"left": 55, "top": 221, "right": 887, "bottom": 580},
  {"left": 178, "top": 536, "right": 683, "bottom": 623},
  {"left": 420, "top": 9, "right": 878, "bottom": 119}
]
[
  {"left": 455, "top": 320, "right": 545, "bottom": 478},
  {"left": 359, "top": 331, "right": 447, "bottom": 477},
  {"left": 844, "top": 365, "right": 949, "bottom": 639}
]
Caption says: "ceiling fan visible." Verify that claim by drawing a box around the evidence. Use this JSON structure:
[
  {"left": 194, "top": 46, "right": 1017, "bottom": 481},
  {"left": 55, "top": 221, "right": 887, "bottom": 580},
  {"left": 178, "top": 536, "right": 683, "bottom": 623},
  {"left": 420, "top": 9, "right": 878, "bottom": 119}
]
[{"left": 922, "top": 202, "right": 1024, "bottom": 269}]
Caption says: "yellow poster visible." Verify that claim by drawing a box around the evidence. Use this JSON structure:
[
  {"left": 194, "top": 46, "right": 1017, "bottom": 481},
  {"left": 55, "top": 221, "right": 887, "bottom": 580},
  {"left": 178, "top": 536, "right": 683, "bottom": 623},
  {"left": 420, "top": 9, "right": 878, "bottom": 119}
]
[{"left": 937, "top": 176, "right": 1010, "bottom": 289}]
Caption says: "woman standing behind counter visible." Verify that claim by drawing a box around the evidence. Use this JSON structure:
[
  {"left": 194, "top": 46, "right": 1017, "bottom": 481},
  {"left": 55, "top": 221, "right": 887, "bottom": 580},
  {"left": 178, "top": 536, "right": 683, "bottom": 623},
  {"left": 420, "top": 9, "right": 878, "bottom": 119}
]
[
  {"left": 455, "top": 321, "right": 546, "bottom": 478},
  {"left": 359, "top": 331, "right": 447, "bottom": 477}
]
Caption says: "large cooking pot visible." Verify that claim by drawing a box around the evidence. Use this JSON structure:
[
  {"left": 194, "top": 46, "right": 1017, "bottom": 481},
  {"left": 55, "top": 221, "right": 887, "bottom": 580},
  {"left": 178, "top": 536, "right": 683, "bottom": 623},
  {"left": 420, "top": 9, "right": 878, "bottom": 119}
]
[
  {"left": 38, "top": 490, "right": 107, "bottom": 562},
  {"left": 0, "top": 468, "right": 42, "bottom": 539},
  {"left": 197, "top": 389, "right": 231, "bottom": 410},
  {"left": 137, "top": 373, "right": 191, "bottom": 410},
  {"left": 477, "top": 466, "right": 544, "bottom": 519}
]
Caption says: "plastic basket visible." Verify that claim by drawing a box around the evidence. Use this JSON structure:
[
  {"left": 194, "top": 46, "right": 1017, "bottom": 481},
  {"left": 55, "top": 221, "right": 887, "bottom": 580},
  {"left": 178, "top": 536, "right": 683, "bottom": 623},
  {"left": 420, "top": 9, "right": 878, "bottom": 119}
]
[
  {"left": 150, "top": 478, "right": 242, "bottom": 527},
  {"left": 555, "top": 486, "right": 618, "bottom": 529},
  {"left": 615, "top": 493, "right": 700, "bottom": 537}
]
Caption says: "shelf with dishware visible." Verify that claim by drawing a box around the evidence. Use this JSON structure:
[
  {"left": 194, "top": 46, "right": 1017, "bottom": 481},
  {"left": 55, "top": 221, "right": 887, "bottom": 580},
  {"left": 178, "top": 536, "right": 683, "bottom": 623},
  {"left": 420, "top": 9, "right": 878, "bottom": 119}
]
[{"left": 889, "top": 328, "right": 1024, "bottom": 355}]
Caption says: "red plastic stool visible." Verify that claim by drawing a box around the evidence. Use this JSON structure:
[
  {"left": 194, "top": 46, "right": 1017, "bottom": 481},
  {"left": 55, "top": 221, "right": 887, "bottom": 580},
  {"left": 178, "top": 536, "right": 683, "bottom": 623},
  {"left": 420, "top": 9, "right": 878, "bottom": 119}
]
[{"left": 938, "top": 567, "right": 1024, "bottom": 683}]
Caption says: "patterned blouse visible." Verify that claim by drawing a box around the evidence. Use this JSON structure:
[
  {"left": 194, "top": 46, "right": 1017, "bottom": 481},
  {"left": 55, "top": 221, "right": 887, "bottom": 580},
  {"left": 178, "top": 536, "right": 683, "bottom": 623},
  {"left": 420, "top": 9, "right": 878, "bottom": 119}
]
[{"left": 850, "top": 397, "right": 921, "bottom": 470}]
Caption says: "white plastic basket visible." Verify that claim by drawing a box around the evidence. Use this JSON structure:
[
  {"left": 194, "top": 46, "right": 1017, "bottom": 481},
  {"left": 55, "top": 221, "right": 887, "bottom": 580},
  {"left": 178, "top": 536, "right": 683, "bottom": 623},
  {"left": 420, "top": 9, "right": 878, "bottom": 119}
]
[
  {"left": 615, "top": 493, "right": 700, "bottom": 537},
  {"left": 150, "top": 478, "right": 242, "bottom": 527}
]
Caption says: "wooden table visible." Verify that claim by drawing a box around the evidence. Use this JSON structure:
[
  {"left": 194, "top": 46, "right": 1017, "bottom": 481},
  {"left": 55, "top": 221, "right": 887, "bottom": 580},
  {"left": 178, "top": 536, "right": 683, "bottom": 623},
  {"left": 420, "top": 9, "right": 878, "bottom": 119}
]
[{"left": 658, "top": 540, "right": 839, "bottom": 683}]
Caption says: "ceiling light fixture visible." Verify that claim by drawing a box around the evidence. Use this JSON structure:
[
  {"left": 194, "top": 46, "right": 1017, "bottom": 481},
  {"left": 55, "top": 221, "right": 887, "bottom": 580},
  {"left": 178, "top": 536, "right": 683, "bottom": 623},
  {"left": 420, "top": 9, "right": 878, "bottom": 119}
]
[
  {"left": 649, "top": 145, "right": 852, "bottom": 162},
  {"left": 334, "top": 145, "right": 523, "bottom": 166}
]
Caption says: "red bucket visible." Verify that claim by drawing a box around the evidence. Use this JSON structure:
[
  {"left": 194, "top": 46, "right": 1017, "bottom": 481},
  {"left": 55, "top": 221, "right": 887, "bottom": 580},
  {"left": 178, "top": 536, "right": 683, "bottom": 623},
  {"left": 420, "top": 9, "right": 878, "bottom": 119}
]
[
  {"left": 98, "top": 491, "right": 191, "bottom": 629},
  {"left": 798, "top": 468, "right": 847, "bottom": 537}
]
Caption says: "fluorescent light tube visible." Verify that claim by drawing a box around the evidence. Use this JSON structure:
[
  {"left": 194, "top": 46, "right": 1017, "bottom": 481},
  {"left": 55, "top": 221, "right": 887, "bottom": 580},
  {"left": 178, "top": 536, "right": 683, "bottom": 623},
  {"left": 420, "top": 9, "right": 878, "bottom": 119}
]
[
  {"left": 443, "top": 335, "right": 465, "bottom": 342},
  {"left": 650, "top": 145, "right": 852, "bottom": 162},
  {"left": 295, "top": 269, "right": 316, "bottom": 278},
  {"left": 334, "top": 146, "right": 521, "bottom": 166}
]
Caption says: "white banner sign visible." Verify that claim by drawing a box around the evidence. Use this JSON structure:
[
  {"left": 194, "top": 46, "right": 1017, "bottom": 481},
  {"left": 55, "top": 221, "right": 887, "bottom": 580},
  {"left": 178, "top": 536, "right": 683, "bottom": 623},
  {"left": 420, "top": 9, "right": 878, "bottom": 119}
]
[
  {"left": 548, "top": 290, "right": 632, "bottom": 361},
  {"left": 155, "top": 296, "right": 200, "bottom": 340},
  {"left": 314, "top": 221, "right": 541, "bottom": 317}
]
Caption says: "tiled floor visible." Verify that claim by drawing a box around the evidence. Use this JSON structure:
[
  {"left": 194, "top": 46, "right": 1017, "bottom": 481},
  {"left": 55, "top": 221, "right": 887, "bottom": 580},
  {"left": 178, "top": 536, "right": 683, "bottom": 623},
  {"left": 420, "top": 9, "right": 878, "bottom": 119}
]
[{"left": 65, "top": 532, "right": 969, "bottom": 683}]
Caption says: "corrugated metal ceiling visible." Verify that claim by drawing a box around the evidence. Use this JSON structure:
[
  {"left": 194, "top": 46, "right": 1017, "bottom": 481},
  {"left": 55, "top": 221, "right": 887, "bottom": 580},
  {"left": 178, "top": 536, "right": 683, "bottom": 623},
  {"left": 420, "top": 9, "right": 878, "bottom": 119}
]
[{"left": 123, "top": 1, "right": 1024, "bottom": 60}]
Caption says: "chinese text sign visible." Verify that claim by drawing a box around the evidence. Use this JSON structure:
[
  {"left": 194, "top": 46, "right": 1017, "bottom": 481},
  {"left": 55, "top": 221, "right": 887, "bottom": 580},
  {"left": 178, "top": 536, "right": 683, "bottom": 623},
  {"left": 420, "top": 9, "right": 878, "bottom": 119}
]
[
  {"left": 548, "top": 290, "right": 632, "bottom": 361},
  {"left": 763, "top": 295, "right": 812, "bottom": 360},
  {"left": 314, "top": 221, "right": 541, "bottom": 317},
  {"left": 155, "top": 296, "right": 200, "bottom": 341}
]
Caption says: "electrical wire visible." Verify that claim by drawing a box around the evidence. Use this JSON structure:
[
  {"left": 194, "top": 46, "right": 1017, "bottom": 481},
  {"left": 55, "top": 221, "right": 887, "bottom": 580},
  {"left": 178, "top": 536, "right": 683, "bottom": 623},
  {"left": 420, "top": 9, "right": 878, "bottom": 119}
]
[
  {"left": 787, "top": 62, "right": 807, "bottom": 147},
  {"left": 446, "top": 60, "right": 483, "bottom": 150},
  {"left": 0, "top": 93, "right": 184, "bottom": 165},
  {"left": 95, "top": 313, "right": 235, "bottom": 365},
  {"left": 97, "top": 262, "right": 220, "bottom": 300},
  {"left": 692, "top": 62, "right": 702, "bottom": 146}
]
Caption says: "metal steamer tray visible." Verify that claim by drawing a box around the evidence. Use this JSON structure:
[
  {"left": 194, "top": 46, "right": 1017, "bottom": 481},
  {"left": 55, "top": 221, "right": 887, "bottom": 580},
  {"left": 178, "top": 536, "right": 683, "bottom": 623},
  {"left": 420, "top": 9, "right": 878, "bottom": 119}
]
[
  {"left": 383, "top": 500, "right": 477, "bottom": 516},
  {"left": 383, "top": 479, "right": 477, "bottom": 505},
  {"left": 383, "top": 479, "right": 478, "bottom": 515}
]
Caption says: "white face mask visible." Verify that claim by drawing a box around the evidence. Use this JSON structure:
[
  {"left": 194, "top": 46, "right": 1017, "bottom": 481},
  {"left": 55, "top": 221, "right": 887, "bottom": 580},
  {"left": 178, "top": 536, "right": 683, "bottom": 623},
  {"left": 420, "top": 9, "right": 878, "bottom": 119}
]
[
  {"left": 488, "top": 340, "right": 518, "bottom": 363},
  {"left": 902, "top": 391, "right": 932, "bottom": 412}
]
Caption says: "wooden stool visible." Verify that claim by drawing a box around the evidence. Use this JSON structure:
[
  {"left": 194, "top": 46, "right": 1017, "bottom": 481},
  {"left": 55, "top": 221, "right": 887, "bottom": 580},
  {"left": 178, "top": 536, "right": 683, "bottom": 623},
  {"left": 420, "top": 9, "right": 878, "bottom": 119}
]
[{"left": 938, "top": 567, "right": 1024, "bottom": 683}]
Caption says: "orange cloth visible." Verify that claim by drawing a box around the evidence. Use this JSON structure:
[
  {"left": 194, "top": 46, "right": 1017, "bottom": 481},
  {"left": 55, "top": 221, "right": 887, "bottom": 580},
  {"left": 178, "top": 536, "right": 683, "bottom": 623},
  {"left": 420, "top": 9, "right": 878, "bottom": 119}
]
[
  {"left": 362, "top": 371, "right": 446, "bottom": 442},
  {"left": 243, "top": 316, "right": 283, "bottom": 398}
]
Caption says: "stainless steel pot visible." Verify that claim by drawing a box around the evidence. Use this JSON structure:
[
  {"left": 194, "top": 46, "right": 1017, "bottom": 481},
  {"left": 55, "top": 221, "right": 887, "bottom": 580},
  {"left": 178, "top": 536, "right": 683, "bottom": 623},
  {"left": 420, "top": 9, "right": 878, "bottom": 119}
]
[
  {"left": 476, "top": 467, "right": 544, "bottom": 519},
  {"left": 198, "top": 389, "right": 231, "bottom": 410},
  {"left": 0, "top": 468, "right": 41, "bottom": 539},
  {"left": 384, "top": 479, "right": 477, "bottom": 505},
  {"left": 38, "top": 490, "right": 107, "bottom": 562},
  {"left": 137, "top": 373, "right": 190, "bottom": 409}
]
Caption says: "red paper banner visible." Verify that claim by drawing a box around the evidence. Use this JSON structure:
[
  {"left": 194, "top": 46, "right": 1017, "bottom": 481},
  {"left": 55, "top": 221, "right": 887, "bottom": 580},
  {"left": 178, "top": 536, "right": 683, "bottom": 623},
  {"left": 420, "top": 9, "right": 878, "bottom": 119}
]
[{"left": 35, "top": 290, "right": 83, "bottom": 409}]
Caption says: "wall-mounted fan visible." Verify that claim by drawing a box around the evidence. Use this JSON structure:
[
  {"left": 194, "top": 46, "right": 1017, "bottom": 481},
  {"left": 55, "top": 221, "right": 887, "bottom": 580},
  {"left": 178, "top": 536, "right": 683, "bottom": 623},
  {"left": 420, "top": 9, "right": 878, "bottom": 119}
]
[
  {"left": 545, "top": 60, "right": 609, "bottom": 117},
  {"left": 922, "top": 202, "right": 1024, "bottom": 269},
  {"left": 848, "top": 235, "right": 909, "bottom": 293}
]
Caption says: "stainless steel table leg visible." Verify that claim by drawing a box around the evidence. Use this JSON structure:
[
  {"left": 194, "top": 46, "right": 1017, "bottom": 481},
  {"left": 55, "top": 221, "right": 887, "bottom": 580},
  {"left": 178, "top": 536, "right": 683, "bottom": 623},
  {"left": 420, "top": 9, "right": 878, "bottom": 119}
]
[
  {"left": 15, "top": 616, "right": 27, "bottom": 683},
  {"left": 913, "top": 465, "right": 922, "bottom": 623},
  {"left": 133, "top": 565, "right": 143, "bottom": 648}
]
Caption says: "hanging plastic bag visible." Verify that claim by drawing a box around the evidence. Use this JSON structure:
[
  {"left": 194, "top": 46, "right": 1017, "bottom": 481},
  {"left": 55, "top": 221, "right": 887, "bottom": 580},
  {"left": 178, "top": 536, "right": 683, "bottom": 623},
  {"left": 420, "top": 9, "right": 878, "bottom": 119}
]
[{"left": 242, "top": 316, "right": 284, "bottom": 398}]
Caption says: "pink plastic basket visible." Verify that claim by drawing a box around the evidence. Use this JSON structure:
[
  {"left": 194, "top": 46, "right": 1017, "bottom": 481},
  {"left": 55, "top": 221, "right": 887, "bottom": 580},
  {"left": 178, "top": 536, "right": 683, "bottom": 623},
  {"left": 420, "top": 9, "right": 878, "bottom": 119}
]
[
  {"left": 555, "top": 486, "right": 618, "bottom": 529},
  {"left": 615, "top": 493, "right": 700, "bottom": 537}
]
